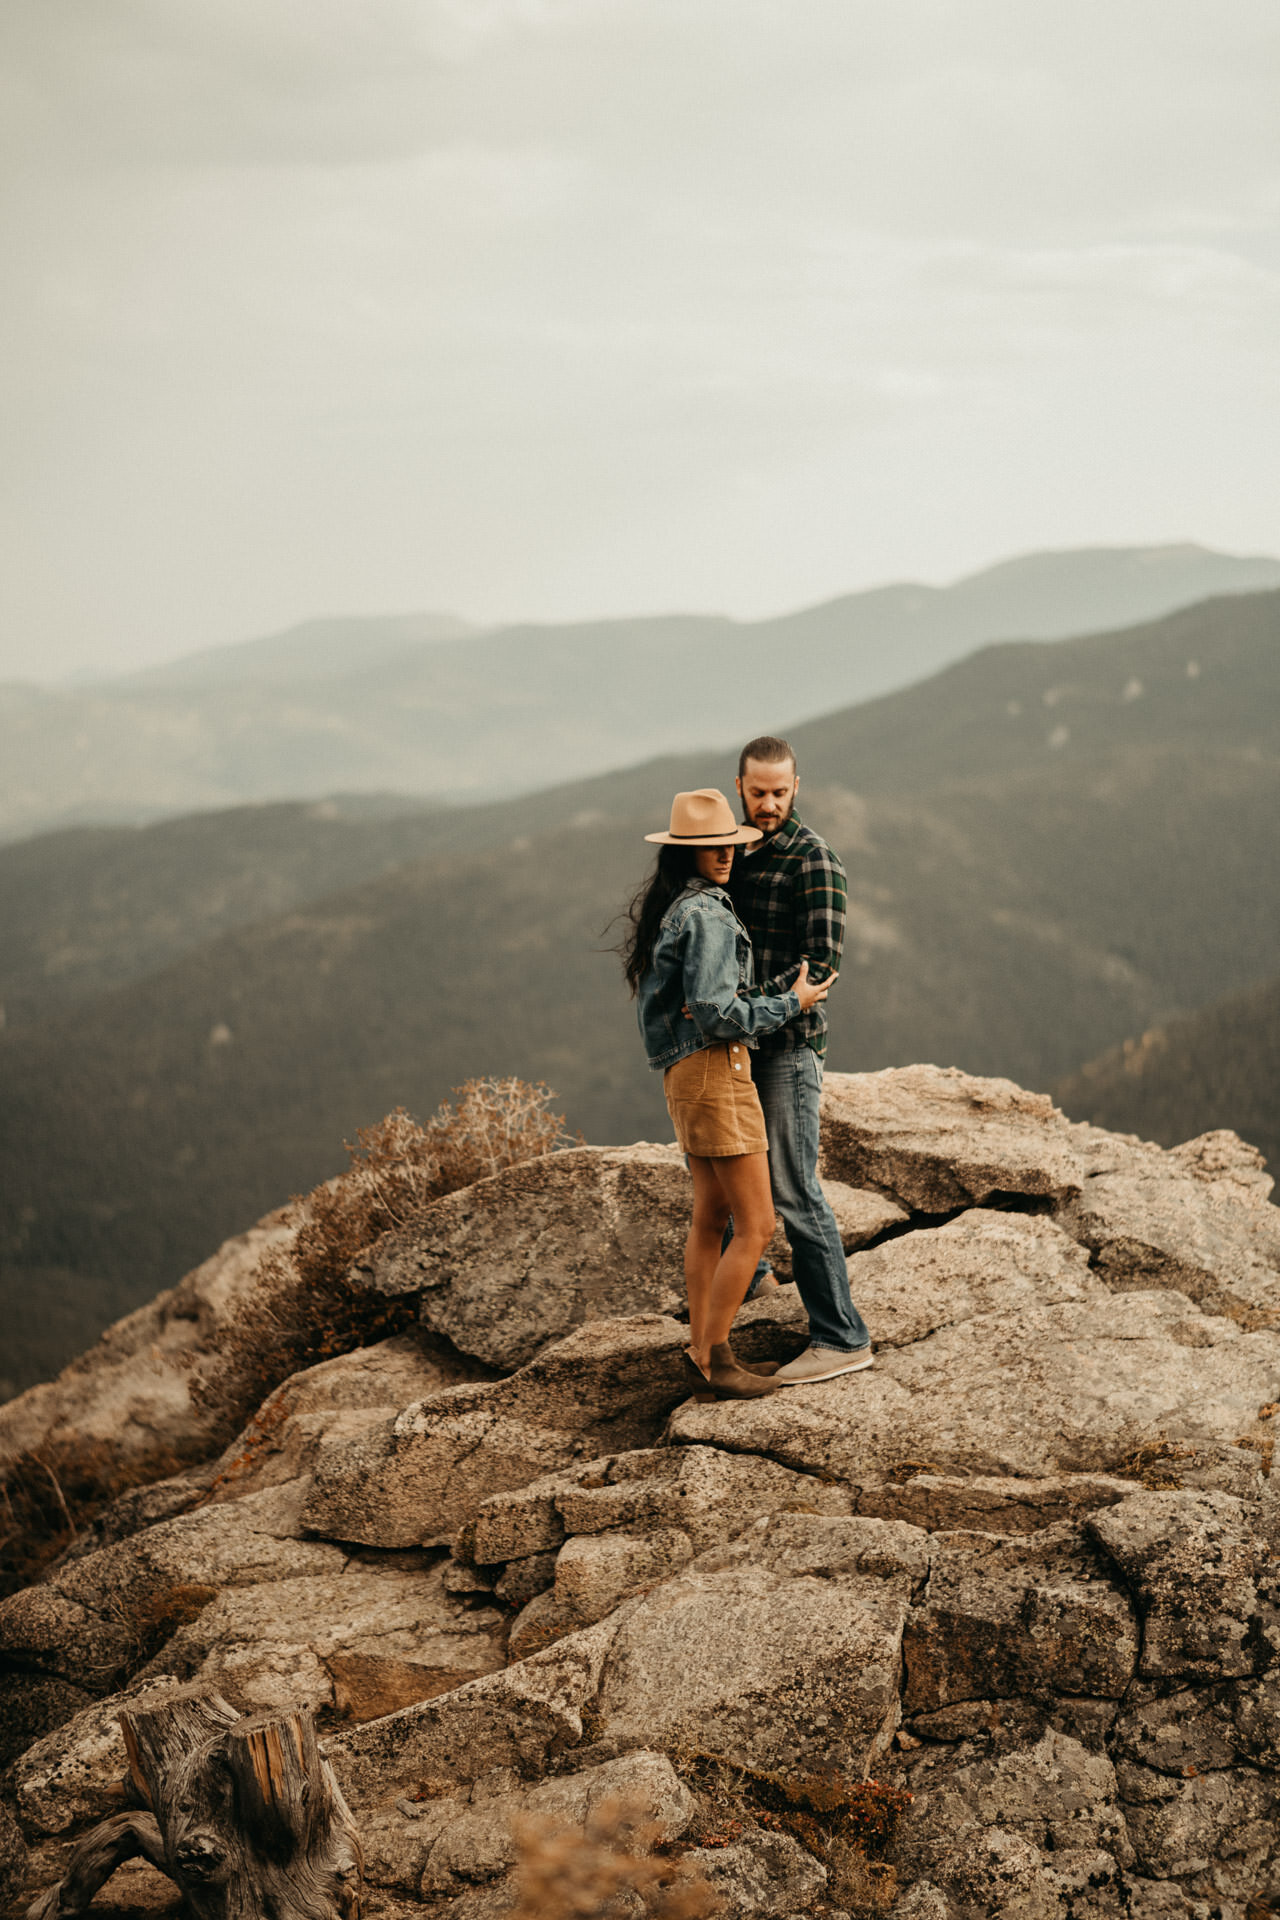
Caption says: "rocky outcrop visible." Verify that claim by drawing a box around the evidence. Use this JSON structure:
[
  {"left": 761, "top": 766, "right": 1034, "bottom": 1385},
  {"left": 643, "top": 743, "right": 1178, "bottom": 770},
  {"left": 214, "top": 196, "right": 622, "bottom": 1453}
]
[
  {"left": 819, "top": 1065, "right": 1088, "bottom": 1210},
  {"left": 1062, "top": 1129, "right": 1280, "bottom": 1328},
  {"left": 0, "top": 1336, "right": 498, "bottom": 1774},
  {"left": 4, "top": 1065, "right": 1280, "bottom": 1920},
  {"left": 669, "top": 1219, "right": 1277, "bottom": 1488},
  {"left": 298, "top": 1297, "right": 814, "bottom": 1554},
  {"left": 0, "top": 1208, "right": 301, "bottom": 1480},
  {"left": 353, "top": 1145, "right": 689, "bottom": 1368},
  {"left": 353, "top": 1141, "right": 905, "bottom": 1363}
]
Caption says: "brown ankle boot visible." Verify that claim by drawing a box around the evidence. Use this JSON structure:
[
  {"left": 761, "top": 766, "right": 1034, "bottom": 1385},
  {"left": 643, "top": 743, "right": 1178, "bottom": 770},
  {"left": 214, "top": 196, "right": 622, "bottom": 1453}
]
[
  {"left": 680, "top": 1351, "right": 716, "bottom": 1403},
  {"left": 708, "top": 1341, "right": 779, "bottom": 1400}
]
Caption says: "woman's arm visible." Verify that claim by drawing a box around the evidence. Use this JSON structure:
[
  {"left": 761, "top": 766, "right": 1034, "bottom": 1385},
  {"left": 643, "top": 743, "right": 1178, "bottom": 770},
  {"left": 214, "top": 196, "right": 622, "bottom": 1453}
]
[{"left": 680, "top": 903, "right": 803, "bottom": 1042}]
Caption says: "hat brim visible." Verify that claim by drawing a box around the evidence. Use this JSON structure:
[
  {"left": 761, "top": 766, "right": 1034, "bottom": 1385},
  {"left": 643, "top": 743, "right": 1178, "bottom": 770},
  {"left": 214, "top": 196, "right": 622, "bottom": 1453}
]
[{"left": 643, "top": 824, "right": 762, "bottom": 846}]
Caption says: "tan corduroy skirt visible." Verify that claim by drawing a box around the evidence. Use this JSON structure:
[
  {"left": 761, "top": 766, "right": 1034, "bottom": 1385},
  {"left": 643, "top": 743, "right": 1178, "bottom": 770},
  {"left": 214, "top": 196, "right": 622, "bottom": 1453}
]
[{"left": 663, "top": 1041, "right": 769, "bottom": 1157}]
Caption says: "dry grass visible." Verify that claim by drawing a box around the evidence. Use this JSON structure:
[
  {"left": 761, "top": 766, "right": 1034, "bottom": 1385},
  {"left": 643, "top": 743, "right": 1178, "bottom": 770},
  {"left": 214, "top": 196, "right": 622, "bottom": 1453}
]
[
  {"left": 192, "top": 1076, "right": 578, "bottom": 1422},
  {"left": 0, "top": 1437, "right": 191, "bottom": 1597},
  {"left": 1119, "top": 1438, "right": 1198, "bottom": 1490},
  {"left": 293, "top": 1079, "right": 580, "bottom": 1304},
  {"left": 4, "top": 1079, "right": 575, "bottom": 1598},
  {"left": 509, "top": 1799, "right": 719, "bottom": 1920}
]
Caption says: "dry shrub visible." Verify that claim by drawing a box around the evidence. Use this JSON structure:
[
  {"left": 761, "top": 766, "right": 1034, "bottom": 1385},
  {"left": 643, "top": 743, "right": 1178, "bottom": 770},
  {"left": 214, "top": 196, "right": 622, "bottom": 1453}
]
[
  {"left": 509, "top": 1799, "right": 719, "bottom": 1920},
  {"left": 0, "top": 1438, "right": 190, "bottom": 1599},
  {"left": 686, "top": 1754, "right": 912, "bottom": 1854},
  {"left": 1120, "top": 1438, "right": 1198, "bottom": 1490},
  {"left": 192, "top": 1077, "right": 578, "bottom": 1424},
  {"left": 823, "top": 1845, "right": 900, "bottom": 1916},
  {"left": 6, "top": 1079, "right": 575, "bottom": 1597},
  {"left": 290, "top": 1078, "right": 579, "bottom": 1299}
]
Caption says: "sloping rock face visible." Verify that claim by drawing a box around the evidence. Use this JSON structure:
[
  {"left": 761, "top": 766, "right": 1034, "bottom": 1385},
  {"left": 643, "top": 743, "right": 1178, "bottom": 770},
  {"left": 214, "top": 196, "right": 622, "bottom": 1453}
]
[
  {"left": 354, "top": 1144, "right": 690, "bottom": 1368},
  {"left": 3, "top": 1065, "right": 1280, "bottom": 1920},
  {"left": 819, "top": 1065, "right": 1088, "bottom": 1210},
  {"left": 0, "top": 1208, "right": 301, "bottom": 1481},
  {"left": 353, "top": 1141, "right": 904, "bottom": 1363},
  {"left": 0, "top": 1201, "right": 490, "bottom": 1519}
]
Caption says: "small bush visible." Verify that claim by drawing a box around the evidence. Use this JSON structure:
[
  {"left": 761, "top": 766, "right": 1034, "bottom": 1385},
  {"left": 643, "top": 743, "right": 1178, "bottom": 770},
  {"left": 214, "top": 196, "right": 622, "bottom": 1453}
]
[
  {"left": 5, "top": 1079, "right": 575, "bottom": 1597},
  {"left": 289, "top": 1077, "right": 580, "bottom": 1302},
  {"left": 193, "top": 1076, "right": 578, "bottom": 1422},
  {"left": 509, "top": 1799, "right": 719, "bottom": 1920}
]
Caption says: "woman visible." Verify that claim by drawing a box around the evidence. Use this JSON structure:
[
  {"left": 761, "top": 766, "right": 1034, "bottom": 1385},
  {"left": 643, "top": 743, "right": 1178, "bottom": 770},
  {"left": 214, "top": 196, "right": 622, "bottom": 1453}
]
[{"left": 621, "top": 788, "right": 835, "bottom": 1399}]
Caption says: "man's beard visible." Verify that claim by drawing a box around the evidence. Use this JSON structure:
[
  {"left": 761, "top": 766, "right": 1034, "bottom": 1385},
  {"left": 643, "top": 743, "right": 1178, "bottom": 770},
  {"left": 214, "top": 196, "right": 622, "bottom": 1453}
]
[{"left": 748, "top": 793, "right": 795, "bottom": 837}]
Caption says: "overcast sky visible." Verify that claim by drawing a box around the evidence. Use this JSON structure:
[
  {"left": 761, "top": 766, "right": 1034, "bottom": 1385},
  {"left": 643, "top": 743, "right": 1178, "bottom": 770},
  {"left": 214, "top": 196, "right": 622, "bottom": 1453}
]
[{"left": 2, "top": 0, "right": 1278, "bottom": 679}]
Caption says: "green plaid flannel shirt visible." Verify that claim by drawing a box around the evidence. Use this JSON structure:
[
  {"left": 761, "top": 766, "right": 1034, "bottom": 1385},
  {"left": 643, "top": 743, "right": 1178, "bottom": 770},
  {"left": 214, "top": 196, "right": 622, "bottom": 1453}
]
[{"left": 730, "top": 811, "right": 846, "bottom": 1059}]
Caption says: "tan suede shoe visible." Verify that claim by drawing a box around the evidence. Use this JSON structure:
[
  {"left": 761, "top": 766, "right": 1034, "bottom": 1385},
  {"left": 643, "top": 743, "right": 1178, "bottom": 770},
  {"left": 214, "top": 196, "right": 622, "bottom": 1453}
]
[{"left": 773, "top": 1344, "right": 874, "bottom": 1386}]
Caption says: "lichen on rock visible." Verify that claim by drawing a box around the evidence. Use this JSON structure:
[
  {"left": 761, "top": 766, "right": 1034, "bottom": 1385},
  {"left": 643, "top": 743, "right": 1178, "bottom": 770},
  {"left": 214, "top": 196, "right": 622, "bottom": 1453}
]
[{"left": 4, "top": 1065, "right": 1280, "bottom": 1920}]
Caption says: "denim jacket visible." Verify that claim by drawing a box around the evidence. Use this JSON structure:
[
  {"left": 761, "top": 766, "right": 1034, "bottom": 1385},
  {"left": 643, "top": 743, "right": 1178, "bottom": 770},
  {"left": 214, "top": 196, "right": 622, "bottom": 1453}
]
[{"left": 637, "top": 881, "right": 803, "bottom": 1071}]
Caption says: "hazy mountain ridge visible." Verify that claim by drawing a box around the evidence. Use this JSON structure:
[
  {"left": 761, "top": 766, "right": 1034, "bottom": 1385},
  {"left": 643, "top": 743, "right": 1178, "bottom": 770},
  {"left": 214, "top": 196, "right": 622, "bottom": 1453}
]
[
  {"left": 0, "top": 794, "right": 438, "bottom": 1031},
  {"left": 3, "top": 542, "right": 1276, "bottom": 842},
  {"left": 2, "top": 586, "right": 1277, "bottom": 1391},
  {"left": 5, "top": 583, "right": 1278, "bottom": 1034},
  {"left": 125, "top": 610, "right": 477, "bottom": 689}
]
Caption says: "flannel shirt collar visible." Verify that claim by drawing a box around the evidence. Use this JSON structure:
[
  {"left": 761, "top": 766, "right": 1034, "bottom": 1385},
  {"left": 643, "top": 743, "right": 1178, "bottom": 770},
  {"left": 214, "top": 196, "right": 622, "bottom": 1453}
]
[{"left": 744, "top": 809, "right": 804, "bottom": 860}]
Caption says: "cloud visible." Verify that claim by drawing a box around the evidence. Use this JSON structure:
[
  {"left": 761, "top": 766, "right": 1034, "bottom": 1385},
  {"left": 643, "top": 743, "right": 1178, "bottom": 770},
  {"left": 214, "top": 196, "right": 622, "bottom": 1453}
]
[{"left": 1, "top": 0, "right": 1278, "bottom": 673}]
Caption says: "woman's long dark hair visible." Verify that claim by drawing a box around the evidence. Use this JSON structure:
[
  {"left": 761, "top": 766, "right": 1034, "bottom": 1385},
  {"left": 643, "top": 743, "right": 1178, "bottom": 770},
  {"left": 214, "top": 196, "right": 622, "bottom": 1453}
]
[{"left": 617, "top": 843, "right": 704, "bottom": 996}]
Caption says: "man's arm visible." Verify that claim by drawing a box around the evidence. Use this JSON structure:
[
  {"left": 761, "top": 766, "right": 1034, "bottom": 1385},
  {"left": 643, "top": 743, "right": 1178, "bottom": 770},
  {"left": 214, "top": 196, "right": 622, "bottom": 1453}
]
[
  {"left": 752, "top": 841, "right": 846, "bottom": 997},
  {"left": 750, "top": 957, "right": 801, "bottom": 998},
  {"left": 795, "top": 839, "right": 847, "bottom": 978}
]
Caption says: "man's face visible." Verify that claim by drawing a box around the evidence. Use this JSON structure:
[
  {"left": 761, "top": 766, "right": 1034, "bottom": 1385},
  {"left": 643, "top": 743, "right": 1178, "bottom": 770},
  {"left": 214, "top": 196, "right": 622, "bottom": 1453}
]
[{"left": 736, "top": 758, "right": 798, "bottom": 837}]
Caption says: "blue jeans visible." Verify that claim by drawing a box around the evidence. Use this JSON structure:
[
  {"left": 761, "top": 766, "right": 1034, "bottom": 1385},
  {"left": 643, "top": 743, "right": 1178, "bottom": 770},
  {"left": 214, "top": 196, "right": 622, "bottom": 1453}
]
[{"left": 730, "top": 1046, "right": 870, "bottom": 1353}]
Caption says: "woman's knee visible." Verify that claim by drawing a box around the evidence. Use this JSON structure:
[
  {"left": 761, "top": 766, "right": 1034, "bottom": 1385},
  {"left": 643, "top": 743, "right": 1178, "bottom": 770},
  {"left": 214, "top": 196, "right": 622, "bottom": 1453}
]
[
  {"left": 692, "top": 1196, "right": 731, "bottom": 1236},
  {"left": 737, "top": 1205, "right": 776, "bottom": 1248}
]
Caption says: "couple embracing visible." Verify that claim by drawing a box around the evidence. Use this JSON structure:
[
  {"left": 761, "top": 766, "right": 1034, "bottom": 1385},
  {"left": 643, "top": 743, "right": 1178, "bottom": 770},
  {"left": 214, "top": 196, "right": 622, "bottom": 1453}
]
[{"left": 621, "top": 734, "right": 872, "bottom": 1402}]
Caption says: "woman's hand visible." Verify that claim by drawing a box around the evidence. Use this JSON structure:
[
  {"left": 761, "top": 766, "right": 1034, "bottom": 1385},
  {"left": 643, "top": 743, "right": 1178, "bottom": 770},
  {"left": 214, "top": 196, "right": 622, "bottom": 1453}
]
[{"left": 794, "top": 959, "right": 837, "bottom": 1012}]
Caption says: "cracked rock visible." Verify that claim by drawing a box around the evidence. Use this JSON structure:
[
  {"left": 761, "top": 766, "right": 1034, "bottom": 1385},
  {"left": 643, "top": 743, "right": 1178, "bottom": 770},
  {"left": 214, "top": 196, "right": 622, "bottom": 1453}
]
[
  {"left": 819, "top": 1065, "right": 1085, "bottom": 1211},
  {"left": 902, "top": 1524, "right": 1138, "bottom": 1711},
  {"left": 302, "top": 1316, "right": 706, "bottom": 1550},
  {"left": 1088, "top": 1490, "right": 1273, "bottom": 1680},
  {"left": 351, "top": 1146, "right": 689, "bottom": 1368},
  {"left": 681, "top": 1829, "right": 826, "bottom": 1917}
]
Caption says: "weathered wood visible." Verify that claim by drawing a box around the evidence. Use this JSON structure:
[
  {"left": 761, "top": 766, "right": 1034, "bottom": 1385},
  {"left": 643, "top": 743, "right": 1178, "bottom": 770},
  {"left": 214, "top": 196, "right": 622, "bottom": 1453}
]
[
  {"left": 27, "top": 1687, "right": 362, "bottom": 1920},
  {"left": 25, "top": 1812, "right": 167, "bottom": 1920}
]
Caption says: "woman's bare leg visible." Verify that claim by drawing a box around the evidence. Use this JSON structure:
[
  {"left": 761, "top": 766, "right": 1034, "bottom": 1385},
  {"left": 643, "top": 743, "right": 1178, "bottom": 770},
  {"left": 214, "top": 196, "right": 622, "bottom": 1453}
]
[
  {"left": 686, "top": 1152, "right": 776, "bottom": 1371},
  {"left": 685, "top": 1156, "right": 730, "bottom": 1363}
]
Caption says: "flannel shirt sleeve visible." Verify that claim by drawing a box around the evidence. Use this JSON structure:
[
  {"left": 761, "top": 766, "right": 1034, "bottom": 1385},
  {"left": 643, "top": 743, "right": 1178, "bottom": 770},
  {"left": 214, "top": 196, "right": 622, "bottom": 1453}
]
[
  {"left": 754, "top": 841, "right": 847, "bottom": 996},
  {"left": 799, "top": 840, "right": 847, "bottom": 972}
]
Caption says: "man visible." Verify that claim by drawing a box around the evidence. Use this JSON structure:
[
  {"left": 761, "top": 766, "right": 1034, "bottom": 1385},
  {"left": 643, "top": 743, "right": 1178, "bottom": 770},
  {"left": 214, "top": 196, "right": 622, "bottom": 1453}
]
[{"left": 730, "top": 734, "right": 872, "bottom": 1383}]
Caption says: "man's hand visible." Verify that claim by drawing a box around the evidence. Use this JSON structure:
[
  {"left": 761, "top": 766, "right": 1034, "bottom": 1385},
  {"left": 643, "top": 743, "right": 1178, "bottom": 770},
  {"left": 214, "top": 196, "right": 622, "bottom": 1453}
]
[{"left": 794, "top": 958, "right": 836, "bottom": 1011}]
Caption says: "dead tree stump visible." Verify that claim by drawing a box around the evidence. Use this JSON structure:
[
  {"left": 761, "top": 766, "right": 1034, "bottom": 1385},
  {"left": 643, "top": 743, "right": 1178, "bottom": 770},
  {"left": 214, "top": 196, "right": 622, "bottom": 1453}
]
[{"left": 27, "top": 1688, "right": 362, "bottom": 1920}]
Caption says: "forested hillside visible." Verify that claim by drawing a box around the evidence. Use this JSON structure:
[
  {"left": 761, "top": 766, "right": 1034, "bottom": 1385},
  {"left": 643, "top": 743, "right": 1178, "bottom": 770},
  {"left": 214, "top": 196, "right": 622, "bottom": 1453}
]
[
  {"left": 1056, "top": 973, "right": 1280, "bottom": 1173},
  {"left": 1, "top": 587, "right": 1276, "bottom": 1390}
]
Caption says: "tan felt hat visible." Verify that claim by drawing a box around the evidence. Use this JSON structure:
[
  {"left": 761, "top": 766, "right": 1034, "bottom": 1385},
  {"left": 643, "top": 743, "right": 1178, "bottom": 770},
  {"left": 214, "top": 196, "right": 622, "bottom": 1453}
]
[{"left": 644, "top": 788, "right": 763, "bottom": 846}]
